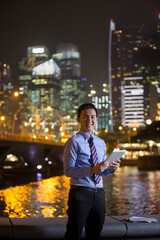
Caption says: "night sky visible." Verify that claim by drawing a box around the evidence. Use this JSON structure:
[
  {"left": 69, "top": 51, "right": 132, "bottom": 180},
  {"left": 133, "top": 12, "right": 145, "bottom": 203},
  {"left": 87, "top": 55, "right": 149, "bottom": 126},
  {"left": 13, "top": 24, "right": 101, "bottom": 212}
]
[{"left": 1, "top": 0, "right": 160, "bottom": 90}]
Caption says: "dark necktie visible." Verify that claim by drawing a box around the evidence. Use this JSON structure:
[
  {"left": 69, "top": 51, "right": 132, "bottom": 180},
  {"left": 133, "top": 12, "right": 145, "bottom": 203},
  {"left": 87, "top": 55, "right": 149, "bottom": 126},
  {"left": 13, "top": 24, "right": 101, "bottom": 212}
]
[{"left": 88, "top": 136, "right": 100, "bottom": 183}]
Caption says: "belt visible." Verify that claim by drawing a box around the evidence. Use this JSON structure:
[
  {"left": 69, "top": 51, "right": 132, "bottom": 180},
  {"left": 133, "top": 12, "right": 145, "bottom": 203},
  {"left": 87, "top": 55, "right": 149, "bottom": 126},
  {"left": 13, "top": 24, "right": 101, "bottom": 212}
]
[{"left": 70, "top": 185, "right": 104, "bottom": 192}]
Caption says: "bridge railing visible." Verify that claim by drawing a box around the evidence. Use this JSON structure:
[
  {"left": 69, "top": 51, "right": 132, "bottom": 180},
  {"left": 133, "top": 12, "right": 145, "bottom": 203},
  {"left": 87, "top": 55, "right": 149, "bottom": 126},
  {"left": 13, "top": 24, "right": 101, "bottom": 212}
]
[{"left": 0, "top": 132, "right": 67, "bottom": 145}]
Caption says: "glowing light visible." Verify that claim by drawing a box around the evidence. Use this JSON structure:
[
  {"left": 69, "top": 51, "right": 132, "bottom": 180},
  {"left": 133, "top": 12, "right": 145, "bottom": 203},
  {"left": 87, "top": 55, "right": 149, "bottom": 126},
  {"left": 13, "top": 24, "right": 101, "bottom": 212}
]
[
  {"left": 46, "top": 106, "right": 52, "bottom": 111},
  {"left": 37, "top": 165, "right": 42, "bottom": 169},
  {"left": 24, "top": 122, "right": 28, "bottom": 127},
  {"left": 90, "top": 90, "right": 96, "bottom": 94},
  {"left": 131, "top": 89, "right": 144, "bottom": 95},
  {"left": 0, "top": 115, "right": 5, "bottom": 121},
  {"left": 14, "top": 91, "right": 19, "bottom": 97},
  {"left": 149, "top": 141, "right": 154, "bottom": 147},
  {"left": 61, "top": 138, "right": 69, "bottom": 143},
  {"left": 146, "top": 119, "right": 152, "bottom": 125},
  {"left": 32, "top": 59, "right": 60, "bottom": 76},
  {"left": 32, "top": 48, "right": 44, "bottom": 53},
  {"left": 66, "top": 115, "right": 71, "bottom": 120},
  {"left": 45, "top": 128, "right": 49, "bottom": 133},
  {"left": 5, "top": 154, "right": 18, "bottom": 162}
]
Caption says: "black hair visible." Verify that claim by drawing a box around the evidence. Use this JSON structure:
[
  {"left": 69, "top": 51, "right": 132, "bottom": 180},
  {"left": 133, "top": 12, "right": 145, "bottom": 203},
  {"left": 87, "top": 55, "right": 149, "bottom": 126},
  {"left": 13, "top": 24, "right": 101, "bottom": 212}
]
[{"left": 77, "top": 103, "right": 98, "bottom": 118}]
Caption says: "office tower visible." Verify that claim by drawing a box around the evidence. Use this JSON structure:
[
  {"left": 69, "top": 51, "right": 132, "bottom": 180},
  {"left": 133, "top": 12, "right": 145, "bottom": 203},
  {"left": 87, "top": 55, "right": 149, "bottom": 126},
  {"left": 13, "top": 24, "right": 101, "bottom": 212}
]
[
  {"left": 155, "top": 13, "right": 160, "bottom": 50},
  {"left": 18, "top": 44, "right": 86, "bottom": 137},
  {"left": 19, "top": 46, "right": 49, "bottom": 95},
  {"left": 121, "top": 76, "right": 150, "bottom": 128},
  {"left": 31, "top": 59, "right": 61, "bottom": 109},
  {"left": 52, "top": 43, "right": 87, "bottom": 135},
  {"left": 109, "top": 19, "right": 158, "bottom": 131},
  {"left": 88, "top": 83, "right": 109, "bottom": 132},
  {"left": 0, "top": 60, "right": 14, "bottom": 132},
  {"left": 133, "top": 60, "right": 159, "bottom": 122},
  {"left": 30, "top": 59, "right": 61, "bottom": 136},
  {"left": 133, "top": 13, "right": 160, "bottom": 121},
  {"left": 18, "top": 46, "right": 62, "bottom": 136}
]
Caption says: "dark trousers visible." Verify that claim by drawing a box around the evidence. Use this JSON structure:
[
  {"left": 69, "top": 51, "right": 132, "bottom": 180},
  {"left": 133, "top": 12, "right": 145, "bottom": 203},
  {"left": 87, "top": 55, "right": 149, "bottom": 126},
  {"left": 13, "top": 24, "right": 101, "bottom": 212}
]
[{"left": 64, "top": 187, "right": 106, "bottom": 240}]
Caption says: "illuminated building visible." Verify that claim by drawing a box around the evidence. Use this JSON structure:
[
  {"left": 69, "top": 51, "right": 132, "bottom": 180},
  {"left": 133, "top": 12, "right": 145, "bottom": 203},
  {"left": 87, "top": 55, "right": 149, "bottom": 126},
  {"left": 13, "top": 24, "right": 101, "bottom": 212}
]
[
  {"left": 52, "top": 43, "right": 87, "bottom": 135},
  {"left": 88, "top": 83, "right": 109, "bottom": 132},
  {"left": 31, "top": 57, "right": 61, "bottom": 113},
  {"left": 108, "top": 19, "right": 157, "bottom": 131},
  {"left": 132, "top": 13, "right": 160, "bottom": 121},
  {"left": 121, "top": 76, "right": 150, "bottom": 128},
  {"left": 18, "top": 44, "right": 87, "bottom": 136},
  {"left": 0, "top": 60, "right": 14, "bottom": 132},
  {"left": 18, "top": 46, "right": 62, "bottom": 136},
  {"left": 19, "top": 46, "right": 49, "bottom": 95}
]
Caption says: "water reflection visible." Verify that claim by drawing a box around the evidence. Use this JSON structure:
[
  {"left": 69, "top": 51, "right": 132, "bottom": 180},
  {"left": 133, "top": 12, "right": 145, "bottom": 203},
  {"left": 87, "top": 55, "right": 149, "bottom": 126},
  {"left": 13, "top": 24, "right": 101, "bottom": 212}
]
[
  {"left": 0, "top": 175, "right": 70, "bottom": 218},
  {"left": 104, "top": 167, "right": 160, "bottom": 215},
  {"left": 0, "top": 167, "right": 160, "bottom": 217}
]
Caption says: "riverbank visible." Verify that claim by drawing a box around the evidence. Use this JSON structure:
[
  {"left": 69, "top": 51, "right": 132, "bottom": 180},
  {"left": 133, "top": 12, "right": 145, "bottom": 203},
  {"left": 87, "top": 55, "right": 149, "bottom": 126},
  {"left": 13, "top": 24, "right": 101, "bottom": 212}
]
[
  {"left": 138, "top": 155, "right": 160, "bottom": 170},
  {"left": 1, "top": 215, "right": 160, "bottom": 239},
  {"left": 120, "top": 155, "right": 160, "bottom": 170}
]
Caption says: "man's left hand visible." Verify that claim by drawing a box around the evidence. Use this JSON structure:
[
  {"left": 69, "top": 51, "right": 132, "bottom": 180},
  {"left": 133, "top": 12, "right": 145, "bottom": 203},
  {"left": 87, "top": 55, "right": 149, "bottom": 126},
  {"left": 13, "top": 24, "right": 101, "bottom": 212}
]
[{"left": 109, "top": 159, "right": 121, "bottom": 172}]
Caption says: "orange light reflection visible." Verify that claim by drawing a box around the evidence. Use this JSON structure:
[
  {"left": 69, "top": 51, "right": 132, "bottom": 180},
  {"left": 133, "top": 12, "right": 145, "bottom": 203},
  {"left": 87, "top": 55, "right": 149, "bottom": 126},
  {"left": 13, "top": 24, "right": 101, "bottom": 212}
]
[{"left": 0, "top": 175, "right": 70, "bottom": 218}]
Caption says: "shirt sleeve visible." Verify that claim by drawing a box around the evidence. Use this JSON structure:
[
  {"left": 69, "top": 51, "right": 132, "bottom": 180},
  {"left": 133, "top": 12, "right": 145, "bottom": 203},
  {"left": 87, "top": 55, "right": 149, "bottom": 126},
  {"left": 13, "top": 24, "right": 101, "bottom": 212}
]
[
  {"left": 63, "top": 138, "right": 92, "bottom": 178},
  {"left": 102, "top": 168, "right": 113, "bottom": 176}
]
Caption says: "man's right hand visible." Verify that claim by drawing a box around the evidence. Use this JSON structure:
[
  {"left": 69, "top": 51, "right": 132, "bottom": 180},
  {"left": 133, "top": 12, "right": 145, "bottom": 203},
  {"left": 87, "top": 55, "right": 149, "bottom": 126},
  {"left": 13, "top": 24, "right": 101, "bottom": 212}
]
[{"left": 91, "top": 161, "right": 109, "bottom": 174}]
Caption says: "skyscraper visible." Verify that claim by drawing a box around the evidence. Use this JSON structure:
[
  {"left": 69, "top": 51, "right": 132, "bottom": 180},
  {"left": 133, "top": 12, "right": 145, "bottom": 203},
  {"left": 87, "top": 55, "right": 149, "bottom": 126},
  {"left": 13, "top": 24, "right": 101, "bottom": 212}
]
[
  {"left": 121, "top": 76, "right": 150, "bottom": 128},
  {"left": 0, "top": 60, "right": 14, "bottom": 132},
  {"left": 108, "top": 19, "right": 159, "bottom": 131},
  {"left": 52, "top": 43, "right": 87, "bottom": 135},
  {"left": 19, "top": 46, "right": 49, "bottom": 96},
  {"left": 18, "top": 46, "right": 62, "bottom": 136},
  {"left": 88, "top": 83, "right": 109, "bottom": 132},
  {"left": 18, "top": 44, "right": 87, "bottom": 137}
]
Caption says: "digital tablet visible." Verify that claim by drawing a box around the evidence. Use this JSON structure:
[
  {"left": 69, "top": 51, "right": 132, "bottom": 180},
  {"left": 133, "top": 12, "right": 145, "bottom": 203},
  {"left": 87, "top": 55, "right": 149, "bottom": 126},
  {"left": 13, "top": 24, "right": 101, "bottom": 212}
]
[{"left": 105, "top": 149, "right": 126, "bottom": 164}]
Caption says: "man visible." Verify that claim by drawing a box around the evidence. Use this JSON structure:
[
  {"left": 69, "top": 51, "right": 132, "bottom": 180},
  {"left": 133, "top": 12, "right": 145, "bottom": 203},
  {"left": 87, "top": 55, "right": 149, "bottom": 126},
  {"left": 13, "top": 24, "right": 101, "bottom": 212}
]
[{"left": 63, "top": 103, "right": 120, "bottom": 240}]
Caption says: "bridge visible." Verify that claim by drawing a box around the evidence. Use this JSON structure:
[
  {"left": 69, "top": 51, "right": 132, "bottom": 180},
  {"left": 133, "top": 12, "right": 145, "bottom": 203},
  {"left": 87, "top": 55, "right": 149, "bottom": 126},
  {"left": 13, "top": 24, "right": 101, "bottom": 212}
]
[{"left": 0, "top": 132, "right": 65, "bottom": 174}]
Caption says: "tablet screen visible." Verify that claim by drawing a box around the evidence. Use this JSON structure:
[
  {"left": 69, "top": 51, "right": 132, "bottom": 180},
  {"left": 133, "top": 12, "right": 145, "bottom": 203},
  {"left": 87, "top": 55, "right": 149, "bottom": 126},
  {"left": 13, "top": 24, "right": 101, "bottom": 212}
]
[{"left": 105, "top": 149, "right": 126, "bottom": 164}]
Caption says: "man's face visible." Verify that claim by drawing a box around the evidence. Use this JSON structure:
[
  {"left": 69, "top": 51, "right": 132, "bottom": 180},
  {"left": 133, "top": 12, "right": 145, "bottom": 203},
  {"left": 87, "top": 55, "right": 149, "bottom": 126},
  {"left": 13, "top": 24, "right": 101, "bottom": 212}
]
[{"left": 78, "top": 108, "right": 98, "bottom": 134}]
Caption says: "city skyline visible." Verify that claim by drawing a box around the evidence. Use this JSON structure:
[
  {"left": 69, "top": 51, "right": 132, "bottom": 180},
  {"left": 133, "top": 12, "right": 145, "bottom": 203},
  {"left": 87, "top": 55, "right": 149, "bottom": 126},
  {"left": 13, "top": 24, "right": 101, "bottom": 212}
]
[{"left": 1, "top": 0, "right": 160, "bottom": 90}]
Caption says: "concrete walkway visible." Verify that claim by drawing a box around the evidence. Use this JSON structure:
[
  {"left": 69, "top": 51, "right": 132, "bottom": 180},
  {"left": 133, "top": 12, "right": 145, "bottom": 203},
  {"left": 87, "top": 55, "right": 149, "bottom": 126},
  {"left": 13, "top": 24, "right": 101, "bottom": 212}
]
[{"left": 0, "top": 215, "right": 160, "bottom": 239}]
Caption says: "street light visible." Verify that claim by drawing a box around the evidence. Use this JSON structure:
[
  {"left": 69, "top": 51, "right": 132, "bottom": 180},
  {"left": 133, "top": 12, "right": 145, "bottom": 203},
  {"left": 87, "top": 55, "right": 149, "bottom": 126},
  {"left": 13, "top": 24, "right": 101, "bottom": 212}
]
[
  {"left": 0, "top": 115, "right": 5, "bottom": 121},
  {"left": 146, "top": 119, "right": 152, "bottom": 125},
  {"left": 0, "top": 115, "right": 5, "bottom": 130},
  {"left": 13, "top": 91, "right": 19, "bottom": 97}
]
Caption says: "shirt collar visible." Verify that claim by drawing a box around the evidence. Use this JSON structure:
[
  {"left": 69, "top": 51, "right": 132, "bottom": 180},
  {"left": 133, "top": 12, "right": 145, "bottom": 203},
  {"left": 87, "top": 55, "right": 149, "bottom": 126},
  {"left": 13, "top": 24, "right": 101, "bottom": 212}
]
[{"left": 79, "top": 130, "right": 94, "bottom": 140}]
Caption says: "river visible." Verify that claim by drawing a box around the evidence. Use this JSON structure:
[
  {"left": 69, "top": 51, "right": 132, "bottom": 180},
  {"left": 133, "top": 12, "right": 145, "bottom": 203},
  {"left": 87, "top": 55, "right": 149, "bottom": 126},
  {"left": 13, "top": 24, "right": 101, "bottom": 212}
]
[{"left": 0, "top": 166, "right": 160, "bottom": 217}]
